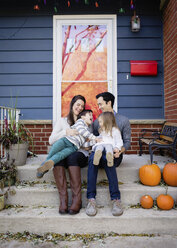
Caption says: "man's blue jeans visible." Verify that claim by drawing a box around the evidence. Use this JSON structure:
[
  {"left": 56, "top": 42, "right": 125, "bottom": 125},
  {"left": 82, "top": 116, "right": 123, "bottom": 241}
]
[{"left": 87, "top": 151, "right": 123, "bottom": 200}]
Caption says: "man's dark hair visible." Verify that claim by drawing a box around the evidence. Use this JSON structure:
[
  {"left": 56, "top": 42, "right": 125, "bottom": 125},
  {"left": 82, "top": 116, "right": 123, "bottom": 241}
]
[
  {"left": 96, "top": 92, "right": 115, "bottom": 108},
  {"left": 77, "top": 109, "right": 93, "bottom": 119}
]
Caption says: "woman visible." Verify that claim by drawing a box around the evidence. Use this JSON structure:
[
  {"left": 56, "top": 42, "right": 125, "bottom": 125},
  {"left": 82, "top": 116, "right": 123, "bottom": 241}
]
[{"left": 49, "top": 95, "right": 88, "bottom": 215}]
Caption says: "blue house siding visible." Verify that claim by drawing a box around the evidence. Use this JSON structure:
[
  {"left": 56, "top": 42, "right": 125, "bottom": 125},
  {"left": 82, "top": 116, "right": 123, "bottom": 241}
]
[
  {"left": 117, "top": 16, "right": 164, "bottom": 119},
  {"left": 0, "top": 15, "right": 164, "bottom": 120},
  {"left": 0, "top": 16, "right": 53, "bottom": 119}
]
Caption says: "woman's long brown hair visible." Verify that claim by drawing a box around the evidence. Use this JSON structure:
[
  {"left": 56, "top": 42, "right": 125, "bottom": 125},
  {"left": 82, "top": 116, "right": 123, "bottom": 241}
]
[{"left": 67, "top": 95, "right": 86, "bottom": 126}]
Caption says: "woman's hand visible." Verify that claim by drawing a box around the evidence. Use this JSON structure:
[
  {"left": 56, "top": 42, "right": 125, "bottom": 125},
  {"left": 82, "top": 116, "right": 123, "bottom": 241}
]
[{"left": 66, "top": 128, "right": 78, "bottom": 136}]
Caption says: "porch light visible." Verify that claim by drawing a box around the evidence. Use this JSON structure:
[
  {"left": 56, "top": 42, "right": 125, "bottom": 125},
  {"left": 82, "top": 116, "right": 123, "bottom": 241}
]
[{"left": 131, "top": 12, "right": 140, "bottom": 32}]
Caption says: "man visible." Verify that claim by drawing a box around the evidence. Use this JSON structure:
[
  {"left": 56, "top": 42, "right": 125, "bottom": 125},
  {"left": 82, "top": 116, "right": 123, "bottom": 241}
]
[{"left": 86, "top": 92, "right": 131, "bottom": 217}]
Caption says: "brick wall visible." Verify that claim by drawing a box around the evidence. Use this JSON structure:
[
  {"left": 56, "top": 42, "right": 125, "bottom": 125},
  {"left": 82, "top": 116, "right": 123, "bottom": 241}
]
[
  {"left": 163, "top": 0, "right": 177, "bottom": 122},
  {"left": 26, "top": 124, "right": 52, "bottom": 155},
  {"left": 25, "top": 123, "right": 163, "bottom": 155}
]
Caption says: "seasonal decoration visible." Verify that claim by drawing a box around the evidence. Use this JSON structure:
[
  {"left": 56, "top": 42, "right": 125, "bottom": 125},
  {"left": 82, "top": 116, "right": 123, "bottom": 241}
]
[
  {"left": 130, "top": 0, "right": 135, "bottom": 9},
  {"left": 33, "top": 4, "right": 40, "bottom": 10},
  {"left": 163, "top": 162, "right": 177, "bottom": 187},
  {"left": 95, "top": 1, "right": 99, "bottom": 8},
  {"left": 156, "top": 194, "right": 174, "bottom": 210},
  {"left": 119, "top": 8, "right": 125, "bottom": 13},
  {"left": 140, "top": 195, "right": 154, "bottom": 209},
  {"left": 139, "top": 164, "right": 161, "bottom": 186}
]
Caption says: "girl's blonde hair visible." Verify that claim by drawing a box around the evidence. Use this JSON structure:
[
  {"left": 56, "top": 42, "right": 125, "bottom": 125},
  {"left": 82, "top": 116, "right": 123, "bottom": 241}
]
[{"left": 98, "top": 112, "right": 119, "bottom": 135}]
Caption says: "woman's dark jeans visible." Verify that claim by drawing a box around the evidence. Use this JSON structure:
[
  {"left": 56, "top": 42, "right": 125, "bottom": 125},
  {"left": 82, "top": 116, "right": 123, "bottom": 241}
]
[{"left": 54, "top": 151, "right": 88, "bottom": 168}]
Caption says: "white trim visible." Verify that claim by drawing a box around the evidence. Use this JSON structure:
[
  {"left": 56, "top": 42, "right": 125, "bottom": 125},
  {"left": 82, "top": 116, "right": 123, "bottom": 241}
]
[{"left": 53, "top": 15, "right": 117, "bottom": 126}]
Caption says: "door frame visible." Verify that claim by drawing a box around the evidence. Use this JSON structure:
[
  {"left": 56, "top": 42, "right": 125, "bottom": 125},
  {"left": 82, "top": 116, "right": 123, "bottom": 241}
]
[{"left": 53, "top": 15, "right": 117, "bottom": 125}]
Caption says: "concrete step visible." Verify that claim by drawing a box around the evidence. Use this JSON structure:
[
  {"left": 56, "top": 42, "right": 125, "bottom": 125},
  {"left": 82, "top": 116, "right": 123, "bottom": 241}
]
[
  {"left": 0, "top": 206, "right": 177, "bottom": 235},
  {"left": 4, "top": 183, "right": 177, "bottom": 207},
  {"left": 17, "top": 154, "right": 174, "bottom": 183}
]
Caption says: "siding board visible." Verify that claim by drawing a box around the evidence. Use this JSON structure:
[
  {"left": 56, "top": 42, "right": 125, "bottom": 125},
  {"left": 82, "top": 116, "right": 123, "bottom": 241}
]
[
  {"left": 0, "top": 40, "right": 53, "bottom": 51},
  {"left": 0, "top": 74, "right": 52, "bottom": 85},
  {"left": 0, "top": 63, "right": 52, "bottom": 73},
  {"left": 0, "top": 85, "right": 52, "bottom": 97},
  {"left": 0, "top": 28, "right": 52, "bottom": 39},
  {"left": 0, "top": 51, "right": 52, "bottom": 62}
]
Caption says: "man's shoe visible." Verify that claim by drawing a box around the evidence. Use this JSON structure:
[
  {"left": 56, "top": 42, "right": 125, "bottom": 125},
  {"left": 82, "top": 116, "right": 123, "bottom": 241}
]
[
  {"left": 111, "top": 199, "right": 123, "bottom": 216},
  {"left": 86, "top": 198, "right": 97, "bottom": 216}
]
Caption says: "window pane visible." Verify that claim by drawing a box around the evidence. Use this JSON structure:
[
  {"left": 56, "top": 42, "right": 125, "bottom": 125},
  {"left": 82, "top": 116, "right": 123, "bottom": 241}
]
[
  {"left": 61, "top": 82, "right": 107, "bottom": 120},
  {"left": 62, "top": 25, "right": 107, "bottom": 81}
]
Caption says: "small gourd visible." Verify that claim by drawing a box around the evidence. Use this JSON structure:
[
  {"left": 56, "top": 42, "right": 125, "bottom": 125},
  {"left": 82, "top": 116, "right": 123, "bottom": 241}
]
[{"left": 140, "top": 195, "right": 153, "bottom": 209}]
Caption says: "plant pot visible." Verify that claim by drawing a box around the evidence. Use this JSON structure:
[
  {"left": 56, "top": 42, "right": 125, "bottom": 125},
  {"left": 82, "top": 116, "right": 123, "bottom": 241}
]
[
  {"left": 0, "top": 195, "right": 5, "bottom": 211},
  {"left": 7, "top": 143, "right": 28, "bottom": 166}
]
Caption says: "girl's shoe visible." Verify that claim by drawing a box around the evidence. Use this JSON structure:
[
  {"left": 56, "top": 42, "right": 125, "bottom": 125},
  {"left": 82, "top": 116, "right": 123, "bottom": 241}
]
[
  {"left": 93, "top": 150, "right": 102, "bottom": 165},
  {"left": 106, "top": 152, "right": 113, "bottom": 167},
  {"left": 37, "top": 160, "right": 54, "bottom": 174}
]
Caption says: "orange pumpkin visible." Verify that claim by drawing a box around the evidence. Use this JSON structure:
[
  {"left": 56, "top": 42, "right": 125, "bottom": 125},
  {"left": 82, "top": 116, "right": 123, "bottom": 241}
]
[
  {"left": 140, "top": 195, "right": 154, "bottom": 209},
  {"left": 156, "top": 194, "right": 174, "bottom": 210},
  {"left": 139, "top": 164, "right": 161, "bottom": 186},
  {"left": 163, "top": 162, "right": 177, "bottom": 187}
]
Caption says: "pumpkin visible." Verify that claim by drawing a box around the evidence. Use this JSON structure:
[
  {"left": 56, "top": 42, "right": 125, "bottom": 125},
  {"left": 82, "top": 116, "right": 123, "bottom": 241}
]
[
  {"left": 139, "top": 164, "right": 161, "bottom": 186},
  {"left": 156, "top": 194, "right": 174, "bottom": 210},
  {"left": 140, "top": 195, "right": 153, "bottom": 209},
  {"left": 163, "top": 162, "right": 177, "bottom": 187}
]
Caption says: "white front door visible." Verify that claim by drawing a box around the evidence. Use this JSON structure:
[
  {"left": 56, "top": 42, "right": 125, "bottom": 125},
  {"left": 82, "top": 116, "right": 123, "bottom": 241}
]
[{"left": 53, "top": 15, "right": 117, "bottom": 125}]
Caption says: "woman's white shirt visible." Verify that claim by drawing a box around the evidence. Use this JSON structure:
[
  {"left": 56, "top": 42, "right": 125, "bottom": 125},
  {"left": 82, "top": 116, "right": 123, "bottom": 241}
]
[{"left": 49, "top": 117, "right": 69, "bottom": 145}]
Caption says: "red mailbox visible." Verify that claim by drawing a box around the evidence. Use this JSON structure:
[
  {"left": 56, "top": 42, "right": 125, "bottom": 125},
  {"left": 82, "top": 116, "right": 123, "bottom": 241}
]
[{"left": 130, "top": 60, "right": 158, "bottom": 76}]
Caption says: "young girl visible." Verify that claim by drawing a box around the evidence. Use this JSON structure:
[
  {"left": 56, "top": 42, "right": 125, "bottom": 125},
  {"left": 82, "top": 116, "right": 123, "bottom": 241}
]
[{"left": 92, "top": 112, "right": 123, "bottom": 167}]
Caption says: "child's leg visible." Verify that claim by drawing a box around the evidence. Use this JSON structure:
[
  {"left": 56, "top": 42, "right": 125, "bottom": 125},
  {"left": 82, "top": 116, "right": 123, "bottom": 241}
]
[
  {"left": 105, "top": 144, "right": 114, "bottom": 167},
  {"left": 93, "top": 144, "right": 104, "bottom": 166},
  {"left": 47, "top": 138, "right": 67, "bottom": 160},
  {"left": 38, "top": 140, "right": 77, "bottom": 174}
]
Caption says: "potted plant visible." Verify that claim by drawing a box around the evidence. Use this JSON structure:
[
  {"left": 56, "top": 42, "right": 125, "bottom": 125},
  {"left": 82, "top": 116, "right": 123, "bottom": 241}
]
[
  {"left": 0, "top": 158, "right": 17, "bottom": 210},
  {"left": 0, "top": 111, "right": 33, "bottom": 166}
]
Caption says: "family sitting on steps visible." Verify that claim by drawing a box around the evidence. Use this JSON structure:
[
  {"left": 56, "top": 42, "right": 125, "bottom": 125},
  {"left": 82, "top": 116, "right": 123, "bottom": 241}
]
[{"left": 37, "top": 92, "right": 131, "bottom": 217}]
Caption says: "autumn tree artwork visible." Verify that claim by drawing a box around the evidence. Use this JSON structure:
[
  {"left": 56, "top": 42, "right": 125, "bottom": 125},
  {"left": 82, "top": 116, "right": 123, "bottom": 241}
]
[{"left": 61, "top": 24, "right": 108, "bottom": 120}]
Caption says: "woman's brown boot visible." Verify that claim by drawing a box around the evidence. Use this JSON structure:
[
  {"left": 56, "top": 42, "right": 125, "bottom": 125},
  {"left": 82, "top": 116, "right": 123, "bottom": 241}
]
[
  {"left": 68, "top": 166, "right": 82, "bottom": 215},
  {"left": 53, "top": 166, "right": 68, "bottom": 214}
]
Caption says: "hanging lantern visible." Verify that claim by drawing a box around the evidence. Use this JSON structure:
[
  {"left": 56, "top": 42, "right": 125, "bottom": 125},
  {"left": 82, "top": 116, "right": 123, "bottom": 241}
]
[
  {"left": 68, "top": 0, "right": 71, "bottom": 7},
  {"left": 130, "top": 0, "right": 135, "bottom": 9},
  {"left": 131, "top": 11, "right": 140, "bottom": 32}
]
